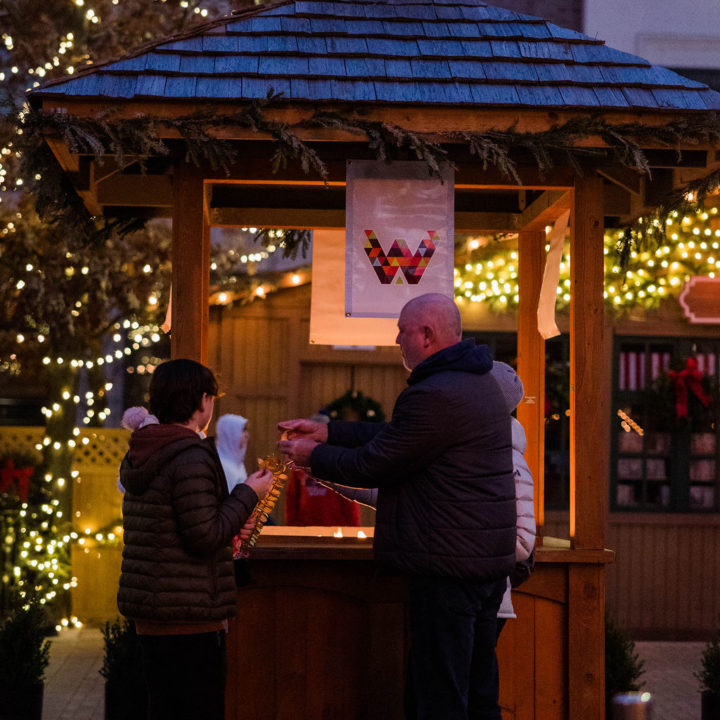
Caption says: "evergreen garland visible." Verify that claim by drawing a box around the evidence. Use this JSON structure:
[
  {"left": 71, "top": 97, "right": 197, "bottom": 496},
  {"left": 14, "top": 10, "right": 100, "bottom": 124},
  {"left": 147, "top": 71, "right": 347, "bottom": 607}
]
[{"left": 19, "top": 100, "right": 720, "bottom": 259}]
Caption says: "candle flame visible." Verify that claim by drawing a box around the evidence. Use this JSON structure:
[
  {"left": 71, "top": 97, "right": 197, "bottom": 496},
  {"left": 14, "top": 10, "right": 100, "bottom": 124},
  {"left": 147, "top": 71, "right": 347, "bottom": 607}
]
[
  {"left": 333, "top": 528, "right": 343, "bottom": 538},
  {"left": 357, "top": 530, "right": 367, "bottom": 539}
]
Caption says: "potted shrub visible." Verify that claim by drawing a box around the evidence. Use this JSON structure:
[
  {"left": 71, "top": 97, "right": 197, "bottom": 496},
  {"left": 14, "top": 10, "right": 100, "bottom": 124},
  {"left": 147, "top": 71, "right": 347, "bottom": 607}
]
[
  {"left": 0, "top": 599, "right": 51, "bottom": 720},
  {"left": 100, "top": 618, "right": 147, "bottom": 720},
  {"left": 697, "top": 630, "right": 720, "bottom": 719},
  {"left": 605, "top": 611, "right": 645, "bottom": 720}
]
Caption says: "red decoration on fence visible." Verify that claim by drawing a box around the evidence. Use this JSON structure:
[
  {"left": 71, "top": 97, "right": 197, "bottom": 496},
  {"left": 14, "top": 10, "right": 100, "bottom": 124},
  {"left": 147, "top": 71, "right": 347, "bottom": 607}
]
[
  {"left": 0, "top": 458, "right": 35, "bottom": 502},
  {"left": 668, "top": 357, "right": 712, "bottom": 419}
]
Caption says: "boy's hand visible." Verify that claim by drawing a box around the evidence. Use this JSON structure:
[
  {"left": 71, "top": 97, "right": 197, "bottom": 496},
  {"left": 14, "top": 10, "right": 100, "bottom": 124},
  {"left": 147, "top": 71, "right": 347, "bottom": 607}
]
[{"left": 245, "top": 468, "right": 273, "bottom": 499}]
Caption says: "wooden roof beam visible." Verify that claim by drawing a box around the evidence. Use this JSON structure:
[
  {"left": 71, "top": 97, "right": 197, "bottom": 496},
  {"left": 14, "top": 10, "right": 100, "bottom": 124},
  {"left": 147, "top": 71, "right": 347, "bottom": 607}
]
[
  {"left": 91, "top": 156, "right": 146, "bottom": 184},
  {"left": 514, "top": 190, "right": 571, "bottom": 231},
  {"left": 96, "top": 173, "right": 173, "bottom": 207},
  {"left": 597, "top": 167, "right": 642, "bottom": 196},
  {"left": 208, "top": 206, "right": 521, "bottom": 231},
  {"left": 38, "top": 99, "right": 720, "bottom": 143}
]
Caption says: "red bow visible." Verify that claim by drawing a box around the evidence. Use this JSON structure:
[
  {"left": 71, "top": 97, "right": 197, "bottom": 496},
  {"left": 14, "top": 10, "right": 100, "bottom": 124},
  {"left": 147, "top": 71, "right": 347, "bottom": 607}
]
[
  {"left": 668, "top": 358, "right": 711, "bottom": 419},
  {"left": 0, "top": 458, "right": 35, "bottom": 503}
]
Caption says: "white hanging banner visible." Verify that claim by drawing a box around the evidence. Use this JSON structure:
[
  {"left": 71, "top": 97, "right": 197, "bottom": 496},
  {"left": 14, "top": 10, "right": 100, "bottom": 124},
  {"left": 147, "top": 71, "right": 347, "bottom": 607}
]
[
  {"left": 310, "top": 230, "right": 398, "bottom": 346},
  {"left": 345, "top": 160, "right": 455, "bottom": 318},
  {"left": 161, "top": 285, "right": 172, "bottom": 334},
  {"left": 537, "top": 208, "right": 570, "bottom": 340}
]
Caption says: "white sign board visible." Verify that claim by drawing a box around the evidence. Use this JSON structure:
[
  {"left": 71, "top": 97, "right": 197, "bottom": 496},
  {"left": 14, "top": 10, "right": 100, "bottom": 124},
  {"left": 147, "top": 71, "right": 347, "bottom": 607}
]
[{"left": 345, "top": 160, "right": 455, "bottom": 318}]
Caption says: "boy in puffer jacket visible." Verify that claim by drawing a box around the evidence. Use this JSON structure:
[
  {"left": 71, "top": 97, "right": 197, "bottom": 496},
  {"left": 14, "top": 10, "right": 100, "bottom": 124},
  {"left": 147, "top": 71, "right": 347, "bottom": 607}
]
[{"left": 117, "top": 359, "right": 273, "bottom": 720}]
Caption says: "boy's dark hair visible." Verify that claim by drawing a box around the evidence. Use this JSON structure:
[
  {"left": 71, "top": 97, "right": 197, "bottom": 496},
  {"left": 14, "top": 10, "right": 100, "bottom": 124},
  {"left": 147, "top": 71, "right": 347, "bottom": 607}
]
[{"left": 149, "top": 359, "right": 219, "bottom": 424}]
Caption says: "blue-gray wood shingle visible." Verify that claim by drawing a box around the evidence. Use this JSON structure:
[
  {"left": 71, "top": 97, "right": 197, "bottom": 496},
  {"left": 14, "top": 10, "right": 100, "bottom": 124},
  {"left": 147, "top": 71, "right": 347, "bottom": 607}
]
[
  {"left": 261, "top": 56, "right": 308, "bottom": 75},
  {"left": 33, "top": 0, "right": 720, "bottom": 114},
  {"left": 196, "top": 76, "right": 243, "bottom": 98},
  {"left": 384, "top": 58, "right": 413, "bottom": 77},
  {"left": 214, "top": 56, "right": 260, "bottom": 75},
  {"left": 146, "top": 54, "right": 182, "bottom": 73},
  {"left": 135, "top": 75, "right": 167, "bottom": 97},
  {"left": 201, "top": 35, "right": 240, "bottom": 53},
  {"left": 516, "top": 84, "right": 564, "bottom": 106},
  {"left": 345, "top": 57, "right": 387, "bottom": 78},
  {"left": 295, "top": 36, "right": 328, "bottom": 54}
]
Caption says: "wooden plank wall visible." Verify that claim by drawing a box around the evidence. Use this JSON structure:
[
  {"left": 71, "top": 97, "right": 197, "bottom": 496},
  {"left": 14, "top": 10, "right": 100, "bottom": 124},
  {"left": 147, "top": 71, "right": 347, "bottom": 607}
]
[
  {"left": 545, "top": 511, "right": 720, "bottom": 639},
  {"left": 208, "top": 285, "right": 407, "bottom": 523}
]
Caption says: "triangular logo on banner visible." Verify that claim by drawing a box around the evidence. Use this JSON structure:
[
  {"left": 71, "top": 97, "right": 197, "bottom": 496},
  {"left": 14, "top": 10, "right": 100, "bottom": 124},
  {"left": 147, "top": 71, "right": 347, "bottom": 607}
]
[{"left": 363, "top": 230, "right": 437, "bottom": 285}]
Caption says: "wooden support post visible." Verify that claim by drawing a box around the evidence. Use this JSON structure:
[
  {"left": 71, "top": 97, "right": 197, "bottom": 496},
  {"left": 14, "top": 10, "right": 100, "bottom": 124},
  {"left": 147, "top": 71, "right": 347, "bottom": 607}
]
[
  {"left": 171, "top": 162, "right": 210, "bottom": 363},
  {"left": 568, "top": 563, "right": 606, "bottom": 719},
  {"left": 517, "top": 230, "right": 547, "bottom": 541},
  {"left": 570, "top": 174, "right": 608, "bottom": 550}
]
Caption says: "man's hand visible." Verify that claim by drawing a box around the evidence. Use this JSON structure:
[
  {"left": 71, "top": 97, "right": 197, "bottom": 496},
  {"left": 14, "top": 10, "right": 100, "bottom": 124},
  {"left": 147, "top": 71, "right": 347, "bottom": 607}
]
[
  {"left": 277, "top": 418, "right": 329, "bottom": 443},
  {"left": 277, "top": 436, "right": 320, "bottom": 469}
]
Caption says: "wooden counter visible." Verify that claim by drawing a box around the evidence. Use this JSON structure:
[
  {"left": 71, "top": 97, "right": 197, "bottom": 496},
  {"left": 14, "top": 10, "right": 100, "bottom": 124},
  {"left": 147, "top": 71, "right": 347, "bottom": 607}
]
[{"left": 226, "top": 529, "right": 614, "bottom": 720}]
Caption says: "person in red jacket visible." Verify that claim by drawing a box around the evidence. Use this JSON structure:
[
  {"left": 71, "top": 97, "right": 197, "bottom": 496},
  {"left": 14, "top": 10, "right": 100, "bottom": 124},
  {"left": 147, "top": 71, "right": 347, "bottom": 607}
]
[
  {"left": 284, "top": 414, "right": 360, "bottom": 526},
  {"left": 285, "top": 465, "right": 360, "bottom": 526}
]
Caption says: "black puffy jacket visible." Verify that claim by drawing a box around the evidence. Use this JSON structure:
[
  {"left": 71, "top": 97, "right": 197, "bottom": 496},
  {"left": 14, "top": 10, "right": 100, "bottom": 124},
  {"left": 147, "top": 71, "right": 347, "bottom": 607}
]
[
  {"left": 117, "top": 425, "right": 258, "bottom": 623},
  {"left": 310, "top": 339, "right": 516, "bottom": 581}
]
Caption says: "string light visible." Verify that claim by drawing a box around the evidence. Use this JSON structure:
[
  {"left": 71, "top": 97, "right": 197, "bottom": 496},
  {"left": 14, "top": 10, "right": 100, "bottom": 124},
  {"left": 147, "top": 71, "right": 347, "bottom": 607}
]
[
  {"left": 454, "top": 202, "right": 720, "bottom": 312},
  {"left": 617, "top": 408, "right": 644, "bottom": 435}
]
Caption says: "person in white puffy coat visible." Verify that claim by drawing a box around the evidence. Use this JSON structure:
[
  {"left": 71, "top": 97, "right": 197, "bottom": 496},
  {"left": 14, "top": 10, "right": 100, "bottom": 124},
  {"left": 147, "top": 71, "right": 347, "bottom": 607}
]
[{"left": 489, "top": 361, "right": 536, "bottom": 620}]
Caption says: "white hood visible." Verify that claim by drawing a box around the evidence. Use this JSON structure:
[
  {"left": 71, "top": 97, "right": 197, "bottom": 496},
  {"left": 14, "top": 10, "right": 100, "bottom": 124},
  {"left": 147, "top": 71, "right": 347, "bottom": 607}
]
[{"left": 215, "top": 413, "right": 248, "bottom": 491}]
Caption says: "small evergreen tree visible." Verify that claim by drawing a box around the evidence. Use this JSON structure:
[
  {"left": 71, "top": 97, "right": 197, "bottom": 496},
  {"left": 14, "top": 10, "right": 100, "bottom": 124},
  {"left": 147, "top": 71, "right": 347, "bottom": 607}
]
[
  {"left": 100, "top": 618, "right": 148, "bottom": 720},
  {"left": 696, "top": 624, "right": 720, "bottom": 696},
  {"left": 0, "top": 452, "right": 71, "bottom": 619},
  {"left": 0, "top": 595, "right": 52, "bottom": 717},
  {"left": 605, "top": 610, "right": 645, "bottom": 718}
]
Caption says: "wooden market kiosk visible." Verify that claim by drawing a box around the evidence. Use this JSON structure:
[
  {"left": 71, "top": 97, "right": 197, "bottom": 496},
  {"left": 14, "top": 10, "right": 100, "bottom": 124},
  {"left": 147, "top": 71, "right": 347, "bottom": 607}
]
[{"left": 30, "top": 1, "right": 720, "bottom": 717}]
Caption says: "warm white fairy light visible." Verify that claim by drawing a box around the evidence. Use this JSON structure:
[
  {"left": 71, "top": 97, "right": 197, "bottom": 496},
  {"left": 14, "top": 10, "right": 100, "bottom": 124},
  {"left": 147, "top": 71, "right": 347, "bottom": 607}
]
[{"left": 454, "top": 203, "right": 720, "bottom": 312}]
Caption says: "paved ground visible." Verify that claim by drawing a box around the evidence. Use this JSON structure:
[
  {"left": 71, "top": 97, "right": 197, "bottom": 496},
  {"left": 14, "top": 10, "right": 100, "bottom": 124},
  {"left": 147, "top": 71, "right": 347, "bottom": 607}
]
[
  {"left": 43, "top": 626, "right": 104, "bottom": 720},
  {"left": 633, "top": 641, "right": 705, "bottom": 720},
  {"left": 42, "top": 629, "right": 705, "bottom": 720}
]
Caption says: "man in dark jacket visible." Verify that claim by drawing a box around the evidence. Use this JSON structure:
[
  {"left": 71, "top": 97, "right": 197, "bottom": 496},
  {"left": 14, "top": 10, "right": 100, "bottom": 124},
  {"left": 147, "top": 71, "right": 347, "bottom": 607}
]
[
  {"left": 279, "top": 293, "right": 516, "bottom": 720},
  {"left": 118, "top": 358, "right": 273, "bottom": 720}
]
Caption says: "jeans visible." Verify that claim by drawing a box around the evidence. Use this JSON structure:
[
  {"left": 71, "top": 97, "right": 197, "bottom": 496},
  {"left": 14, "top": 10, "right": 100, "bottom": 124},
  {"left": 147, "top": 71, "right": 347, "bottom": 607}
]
[
  {"left": 405, "top": 575, "right": 506, "bottom": 720},
  {"left": 138, "top": 631, "right": 226, "bottom": 720}
]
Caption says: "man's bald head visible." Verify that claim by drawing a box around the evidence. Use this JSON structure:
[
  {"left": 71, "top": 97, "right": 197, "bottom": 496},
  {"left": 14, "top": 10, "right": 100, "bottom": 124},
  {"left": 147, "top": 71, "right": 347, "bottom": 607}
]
[
  {"left": 402, "top": 293, "right": 462, "bottom": 343},
  {"left": 396, "top": 293, "right": 462, "bottom": 370}
]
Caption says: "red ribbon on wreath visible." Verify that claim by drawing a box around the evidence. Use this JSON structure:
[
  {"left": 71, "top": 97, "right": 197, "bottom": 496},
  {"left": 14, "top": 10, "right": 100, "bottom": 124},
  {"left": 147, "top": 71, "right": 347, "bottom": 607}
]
[
  {"left": 668, "top": 357, "right": 711, "bottom": 419},
  {"left": 0, "top": 458, "right": 35, "bottom": 502}
]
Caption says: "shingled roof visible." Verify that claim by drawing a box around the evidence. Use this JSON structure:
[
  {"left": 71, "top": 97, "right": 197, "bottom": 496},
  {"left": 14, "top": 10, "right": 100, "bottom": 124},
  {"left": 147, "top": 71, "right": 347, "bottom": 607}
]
[{"left": 34, "top": 0, "right": 720, "bottom": 112}]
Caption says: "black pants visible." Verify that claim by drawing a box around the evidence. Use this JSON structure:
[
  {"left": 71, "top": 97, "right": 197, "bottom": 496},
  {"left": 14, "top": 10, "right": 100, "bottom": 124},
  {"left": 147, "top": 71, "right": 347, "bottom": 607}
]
[
  {"left": 138, "top": 631, "right": 226, "bottom": 720},
  {"left": 405, "top": 575, "right": 506, "bottom": 720}
]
